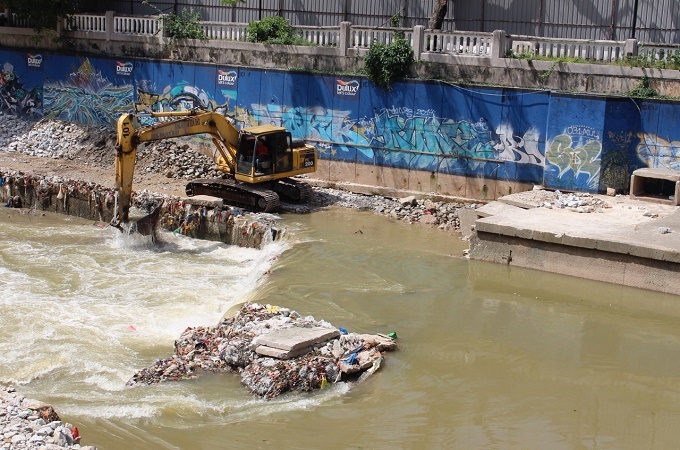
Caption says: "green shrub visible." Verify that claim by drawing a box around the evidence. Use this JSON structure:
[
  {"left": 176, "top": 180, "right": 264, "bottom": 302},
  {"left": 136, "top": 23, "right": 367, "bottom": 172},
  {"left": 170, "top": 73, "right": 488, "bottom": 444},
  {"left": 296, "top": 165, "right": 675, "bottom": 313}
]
[
  {"left": 164, "top": 8, "right": 206, "bottom": 40},
  {"left": 629, "top": 76, "right": 658, "bottom": 98},
  {"left": 364, "top": 37, "right": 414, "bottom": 90},
  {"left": 246, "top": 16, "right": 306, "bottom": 45}
]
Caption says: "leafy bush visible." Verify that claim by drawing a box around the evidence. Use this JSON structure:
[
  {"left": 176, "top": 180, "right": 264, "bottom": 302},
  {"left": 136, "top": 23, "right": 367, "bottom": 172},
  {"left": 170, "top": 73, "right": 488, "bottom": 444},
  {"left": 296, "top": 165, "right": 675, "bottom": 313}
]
[
  {"left": 164, "top": 8, "right": 206, "bottom": 40},
  {"left": 364, "top": 37, "right": 414, "bottom": 90},
  {"left": 629, "top": 76, "right": 658, "bottom": 98},
  {"left": 143, "top": 1, "right": 206, "bottom": 42},
  {"left": 246, "top": 16, "right": 306, "bottom": 45}
]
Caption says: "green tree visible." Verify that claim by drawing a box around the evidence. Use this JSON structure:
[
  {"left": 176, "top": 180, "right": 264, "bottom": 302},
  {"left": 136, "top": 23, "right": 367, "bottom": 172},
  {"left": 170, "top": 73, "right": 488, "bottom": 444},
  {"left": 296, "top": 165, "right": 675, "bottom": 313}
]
[{"left": 4, "top": 0, "right": 79, "bottom": 32}]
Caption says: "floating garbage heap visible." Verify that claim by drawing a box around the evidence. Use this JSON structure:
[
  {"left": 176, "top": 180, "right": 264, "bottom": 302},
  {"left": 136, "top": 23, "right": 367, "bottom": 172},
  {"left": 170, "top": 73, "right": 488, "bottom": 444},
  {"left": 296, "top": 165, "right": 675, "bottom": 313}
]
[{"left": 127, "top": 303, "right": 397, "bottom": 399}]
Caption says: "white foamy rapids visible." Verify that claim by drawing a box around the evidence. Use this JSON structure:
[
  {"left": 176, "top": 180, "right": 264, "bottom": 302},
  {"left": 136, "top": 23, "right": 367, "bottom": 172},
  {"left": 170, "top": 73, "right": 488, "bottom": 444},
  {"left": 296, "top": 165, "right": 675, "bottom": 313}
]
[{"left": 0, "top": 217, "right": 287, "bottom": 418}]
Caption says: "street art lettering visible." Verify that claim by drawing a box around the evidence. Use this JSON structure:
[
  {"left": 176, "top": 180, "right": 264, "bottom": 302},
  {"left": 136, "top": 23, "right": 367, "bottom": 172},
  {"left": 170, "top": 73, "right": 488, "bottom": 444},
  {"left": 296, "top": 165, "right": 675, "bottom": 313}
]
[
  {"left": 546, "top": 126, "right": 602, "bottom": 189},
  {"left": 636, "top": 133, "right": 680, "bottom": 170},
  {"left": 44, "top": 58, "right": 132, "bottom": 126},
  {"left": 495, "top": 123, "right": 542, "bottom": 165},
  {"left": 248, "top": 103, "right": 545, "bottom": 172}
]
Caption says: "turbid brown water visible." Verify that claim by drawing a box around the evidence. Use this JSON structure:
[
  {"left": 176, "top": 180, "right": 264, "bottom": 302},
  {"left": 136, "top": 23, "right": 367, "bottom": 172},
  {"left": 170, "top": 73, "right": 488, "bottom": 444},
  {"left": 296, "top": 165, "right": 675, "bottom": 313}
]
[{"left": 2, "top": 206, "right": 680, "bottom": 449}]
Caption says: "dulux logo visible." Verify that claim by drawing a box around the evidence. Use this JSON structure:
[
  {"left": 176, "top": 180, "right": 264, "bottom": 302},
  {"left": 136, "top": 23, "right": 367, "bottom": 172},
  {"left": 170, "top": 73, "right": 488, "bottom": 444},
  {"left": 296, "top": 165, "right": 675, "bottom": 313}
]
[
  {"left": 27, "top": 53, "right": 42, "bottom": 68},
  {"left": 217, "top": 69, "right": 237, "bottom": 85},
  {"left": 116, "top": 61, "right": 133, "bottom": 76},
  {"left": 336, "top": 79, "right": 359, "bottom": 96}
]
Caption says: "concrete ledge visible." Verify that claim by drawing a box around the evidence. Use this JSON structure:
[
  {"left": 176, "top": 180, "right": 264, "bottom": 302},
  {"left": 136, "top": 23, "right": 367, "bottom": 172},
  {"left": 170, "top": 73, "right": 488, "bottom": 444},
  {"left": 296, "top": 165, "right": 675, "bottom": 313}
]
[
  {"left": 476, "top": 201, "right": 523, "bottom": 218},
  {"left": 469, "top": 232, "right": 680, "bottom": 295}
]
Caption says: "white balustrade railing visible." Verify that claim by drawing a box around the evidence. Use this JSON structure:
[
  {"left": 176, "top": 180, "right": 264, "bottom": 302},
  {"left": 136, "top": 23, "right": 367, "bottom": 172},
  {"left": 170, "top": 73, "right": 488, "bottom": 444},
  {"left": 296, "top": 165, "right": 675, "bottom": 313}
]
[
  {"left": 113, "top": 15, "right": 160, "bottom": 36},
  {"left": 350, "top": 26, "right": 412, "bottom": 48},
  {"left": 425, "top": 30, "right": 493, "bottom": 56},
  {"left": 64, "top": 14, "right": 106, "bottom": 32},
  {"left": 511, "top": 35, "right": 627, "bottom": 62},
  {"left": 638, "top": 43, "right": 680, "bottom": 62},
  {"left": 297, "top": 26, "right": 340, "bottom": 46},
  {"left": 42, "top": 13, "right": 680, "bottom": 65},
  {"left": 200, "top": 22, "right": 248, "bottom": 41},
  {"left": 10, "top": 14, "right": 32, "bottom": 29}
]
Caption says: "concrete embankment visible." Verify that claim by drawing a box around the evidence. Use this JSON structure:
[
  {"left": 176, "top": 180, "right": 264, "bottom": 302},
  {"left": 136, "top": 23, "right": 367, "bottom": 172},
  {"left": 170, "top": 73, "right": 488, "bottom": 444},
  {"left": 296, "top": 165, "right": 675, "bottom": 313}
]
[
  {"left": 0, "top": 171, "right": 282, "bottom": 249},
  {"left": 468, "top": 189, "right": 680, "bottom": 295}
]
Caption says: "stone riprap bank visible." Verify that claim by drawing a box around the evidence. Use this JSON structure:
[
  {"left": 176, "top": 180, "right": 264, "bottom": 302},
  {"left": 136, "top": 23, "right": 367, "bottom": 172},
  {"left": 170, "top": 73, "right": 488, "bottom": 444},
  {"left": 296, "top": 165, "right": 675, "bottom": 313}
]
[{"left": 0, "top": 386, "right": 95, "bottom": 449}]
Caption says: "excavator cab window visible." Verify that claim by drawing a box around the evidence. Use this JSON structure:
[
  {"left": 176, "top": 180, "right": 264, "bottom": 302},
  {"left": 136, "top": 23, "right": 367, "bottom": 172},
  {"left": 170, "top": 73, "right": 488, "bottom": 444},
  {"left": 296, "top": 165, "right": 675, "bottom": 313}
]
[
  {"left": 236, "top": 135, "right": 256, "bottom": 175},
  {"left": 272, "top": 132, "right": 294, "bottom": 173}
]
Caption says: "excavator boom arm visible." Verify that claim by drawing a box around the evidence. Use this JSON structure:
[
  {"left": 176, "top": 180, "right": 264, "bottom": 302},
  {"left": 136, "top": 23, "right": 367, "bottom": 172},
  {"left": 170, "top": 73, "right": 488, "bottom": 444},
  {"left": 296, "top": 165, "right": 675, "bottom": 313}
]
[{"left": 113, "top": 110, "right": 240, "bottom": 224}]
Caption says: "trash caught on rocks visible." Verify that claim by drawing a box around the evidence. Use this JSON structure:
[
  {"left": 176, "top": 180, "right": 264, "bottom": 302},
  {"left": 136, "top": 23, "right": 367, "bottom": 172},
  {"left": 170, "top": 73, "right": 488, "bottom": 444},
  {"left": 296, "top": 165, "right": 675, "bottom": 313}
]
[
  {"left": 0, "top": 386, "right": 95, "bottom": 449},
  {"left": 127, "top": 303, "right": 398, "bottom": 399}
]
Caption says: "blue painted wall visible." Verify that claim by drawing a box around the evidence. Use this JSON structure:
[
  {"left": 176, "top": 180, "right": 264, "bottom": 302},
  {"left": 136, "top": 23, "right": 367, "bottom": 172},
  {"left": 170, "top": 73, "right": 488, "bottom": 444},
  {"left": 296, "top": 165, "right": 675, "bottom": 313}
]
[{"left": 2, "top": 50, "right": 679, "bottom": 194}]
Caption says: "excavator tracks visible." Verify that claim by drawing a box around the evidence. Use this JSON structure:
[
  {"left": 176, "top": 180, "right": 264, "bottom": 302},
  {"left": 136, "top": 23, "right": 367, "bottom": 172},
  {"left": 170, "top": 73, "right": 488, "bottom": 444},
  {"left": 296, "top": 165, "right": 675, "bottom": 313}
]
[
  {"left": 185, "top": 178, "right": 281, "bottom": 212},
  {"left": 272, "top": 178, "right": 314, "bottom": 203}
]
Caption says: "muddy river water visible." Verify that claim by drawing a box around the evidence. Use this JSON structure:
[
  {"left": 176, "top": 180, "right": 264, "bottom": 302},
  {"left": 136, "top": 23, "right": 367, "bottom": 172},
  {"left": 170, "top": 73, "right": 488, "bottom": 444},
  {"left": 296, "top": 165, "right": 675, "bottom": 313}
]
[{"left": 2, "top": 207, "right": 680, "bottom": 449}]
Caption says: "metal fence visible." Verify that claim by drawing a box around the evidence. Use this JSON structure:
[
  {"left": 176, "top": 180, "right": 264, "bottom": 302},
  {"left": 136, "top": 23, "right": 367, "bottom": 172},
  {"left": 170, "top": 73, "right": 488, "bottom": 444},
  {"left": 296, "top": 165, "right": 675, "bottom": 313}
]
[
  {"left": 85, "top": 0, "right": 456, "bottom": 30},
  {"left": 86, "top": 0, "right": 678, "bottom": 44},
  {"left": 454, "top": 0, "right": 680, "bottom": 44}
]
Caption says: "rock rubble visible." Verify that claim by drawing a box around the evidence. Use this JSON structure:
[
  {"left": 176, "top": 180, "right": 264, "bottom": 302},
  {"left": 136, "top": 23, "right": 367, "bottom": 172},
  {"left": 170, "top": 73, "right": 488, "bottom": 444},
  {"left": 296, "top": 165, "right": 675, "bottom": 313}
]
[
  {"left": 0, "top": 387, "right": 95, "bottom": 450},
  {"left": 128, "top": 303, "right": 397, "bottom": 399}
]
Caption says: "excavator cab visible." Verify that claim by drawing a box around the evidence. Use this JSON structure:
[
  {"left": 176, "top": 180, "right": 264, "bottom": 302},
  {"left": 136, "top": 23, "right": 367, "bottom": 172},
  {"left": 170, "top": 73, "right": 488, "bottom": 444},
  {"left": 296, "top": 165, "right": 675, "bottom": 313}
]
[{"left": 235, "top": 130, "right": 296, "bottom": 178}]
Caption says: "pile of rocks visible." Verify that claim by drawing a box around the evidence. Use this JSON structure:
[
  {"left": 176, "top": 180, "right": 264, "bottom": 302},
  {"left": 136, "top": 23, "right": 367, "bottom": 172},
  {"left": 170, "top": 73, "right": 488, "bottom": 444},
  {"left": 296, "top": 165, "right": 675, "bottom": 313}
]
[
  {"left": 127, "top": 303, "right": 397, "bottom": 399},
  {"left": 1, "top": 116, "right": 114, "bottom": 164},
  {"left": 0, "top": 386, "right": 94, "bottom": 449},
  {"left": 135, "top": 141, "right": 222, "bottom": 181},
  {"left": 534, "top": 189, "right": 611, "bottom": 213},
  {"left": 308, "top": 186, "right": 476, "bottom": 231},
  {"left": 0, "top": 114, "right": 217, "bottom": 180}
]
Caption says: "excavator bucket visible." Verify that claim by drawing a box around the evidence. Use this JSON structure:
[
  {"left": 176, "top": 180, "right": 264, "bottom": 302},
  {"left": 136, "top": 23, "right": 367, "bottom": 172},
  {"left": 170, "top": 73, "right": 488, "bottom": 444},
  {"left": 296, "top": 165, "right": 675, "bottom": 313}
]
[
  {"left": 132, "top": 206, "right": 161, "bottom": 239},
  {"left": 111, "top": 205, "right": 161, "bottom": 241}
]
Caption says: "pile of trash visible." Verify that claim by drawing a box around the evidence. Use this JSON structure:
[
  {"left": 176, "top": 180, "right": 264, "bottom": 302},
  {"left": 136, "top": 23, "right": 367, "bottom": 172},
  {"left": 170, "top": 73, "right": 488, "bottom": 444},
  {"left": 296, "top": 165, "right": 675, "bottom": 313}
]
[{"left": 128, "top": 303, "right": 397, "bottom": 399}]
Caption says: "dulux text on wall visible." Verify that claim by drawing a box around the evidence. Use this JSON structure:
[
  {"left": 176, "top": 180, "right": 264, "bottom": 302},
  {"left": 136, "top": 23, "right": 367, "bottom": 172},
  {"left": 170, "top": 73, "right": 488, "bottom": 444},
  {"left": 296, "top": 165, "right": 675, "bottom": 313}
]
[{"left": 1, "top": 49, "right": 679, "bottom": 197}]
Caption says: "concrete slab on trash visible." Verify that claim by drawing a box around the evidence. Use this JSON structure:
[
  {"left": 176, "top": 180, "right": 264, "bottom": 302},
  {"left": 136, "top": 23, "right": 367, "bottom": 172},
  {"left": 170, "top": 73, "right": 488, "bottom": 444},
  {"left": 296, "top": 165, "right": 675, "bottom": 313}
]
[
  {"left": 255, "top": 326, "right": 340, "bottom": 352},
  {"left": 255, "top": 345, "right": 313, "bottom": 360},
  {"left": 184, "top": 195, "right": 224, "bottom": 207}
]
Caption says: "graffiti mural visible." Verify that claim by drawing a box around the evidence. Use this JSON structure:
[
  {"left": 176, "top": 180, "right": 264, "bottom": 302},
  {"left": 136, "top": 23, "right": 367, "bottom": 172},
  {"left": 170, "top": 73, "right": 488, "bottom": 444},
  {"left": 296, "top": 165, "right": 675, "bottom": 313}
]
[
  {"left": 636, "top": 133, "right": 680, "bottom": 170},
  {"left": 135, "top": 83, "right": 229, "bottom": 115},
  {"left": 546, "top": 125, "right": 602, "bottom": 191},
  {"left": 249, "top": 102, "right": 545, "bottom": 173},
  {"left": 6, "top": 48, "right": 680, "bottom": 192},
  {"left": 43, "top": 58, "right": 133, "bottom": 127},
  {"left": 0, "top": 61, "right": 42, "bottom": 118}
]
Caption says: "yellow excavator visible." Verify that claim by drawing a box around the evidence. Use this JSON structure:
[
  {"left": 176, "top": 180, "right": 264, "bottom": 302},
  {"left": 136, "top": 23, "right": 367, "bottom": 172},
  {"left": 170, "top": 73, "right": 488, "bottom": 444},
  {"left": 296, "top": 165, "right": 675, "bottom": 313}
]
[{"left": 112, "top": 109, "right": 317, "bottom": 228}]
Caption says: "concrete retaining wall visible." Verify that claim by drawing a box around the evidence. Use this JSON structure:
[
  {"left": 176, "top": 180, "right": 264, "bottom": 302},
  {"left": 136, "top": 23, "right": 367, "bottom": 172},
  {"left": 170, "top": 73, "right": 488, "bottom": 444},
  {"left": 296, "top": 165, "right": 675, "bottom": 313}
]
[
  {"left": 0, "top": 172, "right": 281, "bottom": 249},
  {"left": 469, "top": 230, "right": 680, "bottom": 296}
]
